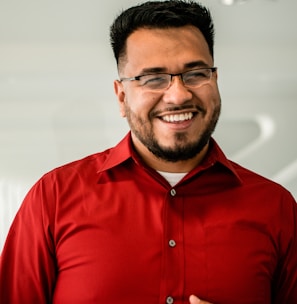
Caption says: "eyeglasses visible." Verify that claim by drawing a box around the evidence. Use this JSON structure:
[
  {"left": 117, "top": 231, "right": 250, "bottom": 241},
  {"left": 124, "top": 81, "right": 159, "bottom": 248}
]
[{"left": 120, "top": 67, "right": 217, "bottom": 91}]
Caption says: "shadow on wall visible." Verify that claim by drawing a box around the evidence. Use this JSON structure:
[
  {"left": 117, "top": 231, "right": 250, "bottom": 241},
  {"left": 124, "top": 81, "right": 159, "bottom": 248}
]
[{"left": 215, "top": 114, "right": 297, "bottom": 198}]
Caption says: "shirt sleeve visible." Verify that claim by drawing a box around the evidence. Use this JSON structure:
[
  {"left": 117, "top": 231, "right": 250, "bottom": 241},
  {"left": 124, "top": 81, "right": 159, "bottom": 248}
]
[
  {"left": 272, "top": 191, "right": 297, "bottom": 304},
  {"left": 0, "top": 175, "right": 57, "bottom": 303}
]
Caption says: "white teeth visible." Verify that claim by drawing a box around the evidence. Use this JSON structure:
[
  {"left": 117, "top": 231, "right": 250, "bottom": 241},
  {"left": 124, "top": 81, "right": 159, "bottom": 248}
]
[{"left": 162, "top": 112, "right": 193, "bottom": 122}]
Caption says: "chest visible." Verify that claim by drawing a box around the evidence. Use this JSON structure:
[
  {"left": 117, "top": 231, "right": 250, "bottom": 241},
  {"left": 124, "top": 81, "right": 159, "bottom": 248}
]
[{"left": 52, "top": 180, "right": 277, "bottom": 304}]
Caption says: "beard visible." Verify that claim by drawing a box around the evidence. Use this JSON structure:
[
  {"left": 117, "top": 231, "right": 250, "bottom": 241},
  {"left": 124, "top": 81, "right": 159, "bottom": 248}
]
[{"left": 125, "top": 103, "right": 221, "bottom": 163}]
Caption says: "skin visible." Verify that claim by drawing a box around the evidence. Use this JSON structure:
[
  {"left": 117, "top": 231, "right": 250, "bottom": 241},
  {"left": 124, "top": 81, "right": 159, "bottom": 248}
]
[
  {"left": 113, "top": 25, "right": 219, "bottom": 302},
  {"left": 114, "top": 25, "right": 221, "bottom": 173},
  {"left": 189, "top": 295, "right": 213, "bottom": 304}
]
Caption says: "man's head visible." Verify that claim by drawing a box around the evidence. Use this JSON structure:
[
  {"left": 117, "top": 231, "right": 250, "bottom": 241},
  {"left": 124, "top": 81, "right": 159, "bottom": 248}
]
[
  {"left": 110, "top": 0, "right": 215, "bottom": 71},
  {"left": 111, "top": 1, "right": 221, "bottom": 172}
]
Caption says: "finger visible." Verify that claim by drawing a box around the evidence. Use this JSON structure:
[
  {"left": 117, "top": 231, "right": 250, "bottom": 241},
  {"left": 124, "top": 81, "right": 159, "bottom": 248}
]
[
  {"left": 189, "top": 294, "right": 213, "bottom": 304},
  {"left": 189, "top": 295, "right": 200, "bottom": 304}
]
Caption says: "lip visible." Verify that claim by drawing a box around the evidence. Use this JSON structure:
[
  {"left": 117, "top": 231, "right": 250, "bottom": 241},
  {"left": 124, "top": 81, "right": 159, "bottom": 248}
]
[
  {"left": 157, "top": 110, "right": 198, "bottom": 130},
  {"left": 161, "top": 111, "right": 194, "bottom": 123}
]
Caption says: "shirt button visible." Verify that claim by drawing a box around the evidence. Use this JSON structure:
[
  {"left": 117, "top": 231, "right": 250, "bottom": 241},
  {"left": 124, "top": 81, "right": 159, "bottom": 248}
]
[
  {"left": 169, "top": 239, "right": 176, "bottom": 247},
  {"left": 166, "top": 296, "right": 174, "bottom": 304},
  {"left": 170, "top": 188, "right": 176, "bottom": 196}
]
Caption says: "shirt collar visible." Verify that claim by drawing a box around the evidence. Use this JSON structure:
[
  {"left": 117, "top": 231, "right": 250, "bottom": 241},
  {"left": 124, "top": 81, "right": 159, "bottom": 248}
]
[
  {"left": 97, "top": 132, "right": 242, "bottom": 185},
  {"left": 194, "top": 138, "right": 243, "bottom": 185},
  {"left": 97, "top": 133, "right": 134, "bottom": 173}
]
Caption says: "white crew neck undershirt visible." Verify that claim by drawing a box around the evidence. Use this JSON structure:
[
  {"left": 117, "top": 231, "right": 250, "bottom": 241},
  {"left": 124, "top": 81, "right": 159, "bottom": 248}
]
[{"left": 157, "top": 171, "right": 188, "bottom": 187}]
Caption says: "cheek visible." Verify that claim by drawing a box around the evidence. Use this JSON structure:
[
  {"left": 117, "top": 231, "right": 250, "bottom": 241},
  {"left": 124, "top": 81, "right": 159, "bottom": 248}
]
[
  {"left": 125, "top": 92, "right": 160, "bottom": 117},
  {"left": 199, "top": 85, "right": 221, "bottom": 109}
]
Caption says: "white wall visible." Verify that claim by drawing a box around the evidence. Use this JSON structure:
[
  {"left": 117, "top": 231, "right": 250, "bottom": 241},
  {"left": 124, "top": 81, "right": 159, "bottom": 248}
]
[{"left": 1, "top": 0, "right": 297, "bottom": 251}]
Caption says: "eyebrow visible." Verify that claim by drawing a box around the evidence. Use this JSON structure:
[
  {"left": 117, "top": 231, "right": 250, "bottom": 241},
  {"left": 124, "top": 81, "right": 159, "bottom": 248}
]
[
  {"left": 184, "top": 60, "right": 210, "bottom": 69},
  {"left": 138, "top": 61, "right": 210, "bottom": 75},
  {"left": 139, "top": 67, "right": 167, "bottom": 75}
]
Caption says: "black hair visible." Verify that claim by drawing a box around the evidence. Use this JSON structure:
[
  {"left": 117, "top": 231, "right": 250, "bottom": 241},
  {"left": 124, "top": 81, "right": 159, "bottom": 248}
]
[{"left": 110, "top": 0, "right": 215, "bottom": 66}]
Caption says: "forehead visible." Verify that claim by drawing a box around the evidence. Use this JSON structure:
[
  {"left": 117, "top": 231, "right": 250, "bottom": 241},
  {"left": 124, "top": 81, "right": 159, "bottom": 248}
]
[{"left": 121, "top": 26, "right": 213, "bottom": 74}]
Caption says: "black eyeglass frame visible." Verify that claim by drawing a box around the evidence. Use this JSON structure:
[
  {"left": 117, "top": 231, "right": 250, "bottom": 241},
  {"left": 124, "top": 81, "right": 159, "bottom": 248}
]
[{"left": 119, "top": 67, "right": 217, "bottom": 89}]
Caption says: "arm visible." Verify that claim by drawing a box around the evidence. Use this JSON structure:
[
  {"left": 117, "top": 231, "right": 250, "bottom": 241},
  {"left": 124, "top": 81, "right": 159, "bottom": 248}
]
[
  {"left": 0, "top": 177, "right": 57, "bottom": 303},
  {"left": 272, "top": 192, "right": 297, "bottom": 303}
]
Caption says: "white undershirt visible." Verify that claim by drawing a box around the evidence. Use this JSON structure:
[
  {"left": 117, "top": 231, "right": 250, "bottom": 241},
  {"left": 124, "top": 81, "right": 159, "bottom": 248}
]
[{"left": 157, "top": 171, "right": 188, "bottom": 187}]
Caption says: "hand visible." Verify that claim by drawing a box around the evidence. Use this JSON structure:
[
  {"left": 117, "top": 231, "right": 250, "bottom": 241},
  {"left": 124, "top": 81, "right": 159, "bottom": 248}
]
[{"left": 189, "top": 294, "right": 213, "bottom": 304}]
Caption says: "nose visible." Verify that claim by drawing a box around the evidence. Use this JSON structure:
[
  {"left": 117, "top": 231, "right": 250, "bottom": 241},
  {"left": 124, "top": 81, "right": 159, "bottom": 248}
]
[{"left": 162, "top": 75, "right": 193, "bottom": 104}]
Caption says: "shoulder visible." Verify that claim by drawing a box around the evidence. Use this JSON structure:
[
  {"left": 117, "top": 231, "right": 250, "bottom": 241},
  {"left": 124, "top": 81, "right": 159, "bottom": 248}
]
[
  {"left": 37, "top": 148, "right": 114, "bottom": 186},
  {"left": 231, "top": 160, "right": 296, "bottom": 204}
]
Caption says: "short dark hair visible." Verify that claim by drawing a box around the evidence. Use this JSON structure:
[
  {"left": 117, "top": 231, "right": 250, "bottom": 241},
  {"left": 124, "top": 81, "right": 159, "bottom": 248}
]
[{"left": 110, "top": 0, "right": 215, "bottom": 67}]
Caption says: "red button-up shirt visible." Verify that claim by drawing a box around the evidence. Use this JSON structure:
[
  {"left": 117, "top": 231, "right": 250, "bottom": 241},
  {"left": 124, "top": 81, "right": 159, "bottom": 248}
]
[{"left": 1, "top": 133, "right": 297, "bottom": 304}]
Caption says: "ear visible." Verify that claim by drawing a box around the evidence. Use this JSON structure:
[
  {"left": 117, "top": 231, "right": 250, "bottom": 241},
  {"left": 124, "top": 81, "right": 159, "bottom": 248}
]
[{"left": 113, "top": 80, "right": 126, "bottom": 117}]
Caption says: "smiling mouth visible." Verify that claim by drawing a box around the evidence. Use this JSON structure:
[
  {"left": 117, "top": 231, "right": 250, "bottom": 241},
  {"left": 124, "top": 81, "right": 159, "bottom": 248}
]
[{"left": 160, "top": 112, "right": 194, "bottom": 123}]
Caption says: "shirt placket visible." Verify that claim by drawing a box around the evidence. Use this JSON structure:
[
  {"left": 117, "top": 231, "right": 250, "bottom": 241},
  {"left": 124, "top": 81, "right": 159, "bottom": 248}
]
[{"left": 160, "top": 187, "right": 185, "bottom": 304}]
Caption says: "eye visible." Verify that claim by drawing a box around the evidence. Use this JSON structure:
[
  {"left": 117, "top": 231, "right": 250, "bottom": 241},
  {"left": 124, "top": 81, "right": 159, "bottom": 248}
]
[
  {"left": 183, "top": 69, "right": 211, "bottom": 86},
  {"left": 186, "top": 69, "right": 209, "bottom": 80},
  {"left": 140, "top": 74, "right": 168, "bottom": 87}
]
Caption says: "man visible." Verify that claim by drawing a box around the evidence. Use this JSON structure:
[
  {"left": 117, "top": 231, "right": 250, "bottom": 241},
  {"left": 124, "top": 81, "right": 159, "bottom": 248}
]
[{"left": 0, "top": 1, "right": 296, "bottom": 303}]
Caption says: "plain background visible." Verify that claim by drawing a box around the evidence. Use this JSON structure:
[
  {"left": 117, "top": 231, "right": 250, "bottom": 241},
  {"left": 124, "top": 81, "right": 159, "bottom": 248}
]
[{"left": 1, "top": 0, "right": 297, "bottom": 250}]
